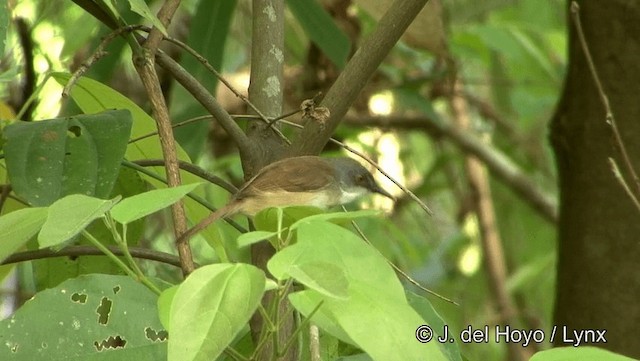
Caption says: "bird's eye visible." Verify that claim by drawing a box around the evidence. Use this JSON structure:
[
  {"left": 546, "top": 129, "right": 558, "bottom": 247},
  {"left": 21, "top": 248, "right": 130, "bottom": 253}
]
[{"left": 355, "top": 174, "right": 365, "bottom": 183}]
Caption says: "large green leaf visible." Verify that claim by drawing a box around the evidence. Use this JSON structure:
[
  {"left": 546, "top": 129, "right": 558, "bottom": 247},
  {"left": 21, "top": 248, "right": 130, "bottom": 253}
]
[
  {"left": 38, "top": 194, "right": 120, "bottom": 248},
  {"left": 166, "top": 263, "right": 265, "bottom": 361},
  {"left": 0, "top": 274, "right": 167, "bottom": 360},
  {"left": 286, "top": 0, "right": 351, "bottom": 68},
  {"left": 271, "top": 220, "right": 446, "bottom": 361},
  {"left": 0, "top": 207, "right": 48, "bottom": 262},
  {"left": 2, "top": 109, "right": 132, "bottom": 206},
  {"left": 530, "top": 346, "right": 635, "bottom": 361}
]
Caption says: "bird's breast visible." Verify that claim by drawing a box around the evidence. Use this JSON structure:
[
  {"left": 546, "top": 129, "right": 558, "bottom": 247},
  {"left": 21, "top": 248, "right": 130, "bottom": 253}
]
[{"left": 239, "top": 190, "right": 339, "bottom": 215}]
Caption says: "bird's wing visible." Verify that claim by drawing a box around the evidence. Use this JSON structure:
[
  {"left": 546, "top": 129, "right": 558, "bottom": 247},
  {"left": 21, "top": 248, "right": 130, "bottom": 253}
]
[{"left": 237, "top": 157, "right": 334, "bottom": 199}]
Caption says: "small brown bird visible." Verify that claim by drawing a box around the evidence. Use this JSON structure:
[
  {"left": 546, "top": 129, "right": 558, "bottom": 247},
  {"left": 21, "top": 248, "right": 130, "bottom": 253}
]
[{"left": 178, "top": 156, "right": 393, "bottom": 243}]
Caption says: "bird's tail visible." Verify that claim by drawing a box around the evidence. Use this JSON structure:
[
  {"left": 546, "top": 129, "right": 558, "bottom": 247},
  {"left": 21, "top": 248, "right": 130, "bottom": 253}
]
[{"left": 176, "top": 201, "right": 242, "bottom": 245}]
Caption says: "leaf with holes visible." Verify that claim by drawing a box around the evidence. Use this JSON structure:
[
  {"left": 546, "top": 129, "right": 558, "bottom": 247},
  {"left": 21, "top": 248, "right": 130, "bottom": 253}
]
[
  {"left": 0, "top": 274, "right": 167, "bottom": 360},
  {"left": 2, "top": 109, "right": 132, "bottom": 206}
]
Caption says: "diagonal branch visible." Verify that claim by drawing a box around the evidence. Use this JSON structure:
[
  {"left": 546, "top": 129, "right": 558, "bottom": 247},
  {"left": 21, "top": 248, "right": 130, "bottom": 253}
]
[
  {"left": 155, "top": 52, "right": 252, "bottom": 157},
  {"left": 288, "top": 0, "right": 431, "bottom": 156}
]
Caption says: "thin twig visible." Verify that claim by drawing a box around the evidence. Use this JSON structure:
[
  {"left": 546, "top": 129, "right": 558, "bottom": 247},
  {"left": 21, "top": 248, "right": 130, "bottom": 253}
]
[
  {"left": 62, "top": 25, "right": 146, "bottom": 97},
  {"left": 289, "top": 0, "right": 431, "bottom": 155},
  {"left": 132, "top": 26, "right": 290, "bottom": 145},
  {"left": 128, "top": 110, "right": 301, "bottom": 144},
  {"left": 609, "top": 159, "right": 640, "bottom": 211},
  {"left": 570, "top": 2, "right": 640, "bottom": 202},
  {"left": 128, "top": 115, "right": 212, "bottom": 143},
  {"left": 270, "top": 117, "right": 434, "bottom": 216},
  {"left": 345, "top": 115, "right": 557, "bottom": 223},
  {"left": 82, "top": 230, "right": 161, "bottom": 294},
  {"left": 155, "top": 51, "right": 253, "bottom": 157},
  {"left": 122, "top": 160, "right": 247, "bottom": 233},
  {"left": 348, "top": 214, "right": 458, "bottom": 305},
  {"left": 132, "top": 159, "right": 238, "bottom": 194}
]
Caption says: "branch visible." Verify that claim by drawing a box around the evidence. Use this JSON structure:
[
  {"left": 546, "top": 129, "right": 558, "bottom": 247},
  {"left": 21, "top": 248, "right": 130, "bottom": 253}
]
[
  {"left": 570, "top": 2, "right": 640, "bottom": 211},
  {"left": 158, "top": 32, "right": 290, "bottom": 146},
  {"left": 245, "top": 0, "right": 289, "bottom": 174},
  {"left": 155, "top": 51, "right": 252, "bottom": 157},
  {"left": 2, "top": 245, "right": 184, "bottom": 268},
  {"left": 132, "top": 0, "right": 194, "bottom": 275},
  {"left": 123, "top": 160, "right": 247, "bottom": 233},
  {"left": 288, "top": 0, "right": 431, "bottom": 155},
  {"left": 132, "top": 159, "right": 238, "bottom": 194},
  {"left": 345, "top": 115, "right": 558, "bottom": 223},
  {"left": 449, "top": 74, "right": 530, "bottom": 361}
]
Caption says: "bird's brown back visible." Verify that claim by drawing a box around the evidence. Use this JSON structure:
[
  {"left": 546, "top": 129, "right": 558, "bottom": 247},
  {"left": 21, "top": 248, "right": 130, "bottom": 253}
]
[{"left": 235, "top": 156, "right": 335, "bottom": 200}]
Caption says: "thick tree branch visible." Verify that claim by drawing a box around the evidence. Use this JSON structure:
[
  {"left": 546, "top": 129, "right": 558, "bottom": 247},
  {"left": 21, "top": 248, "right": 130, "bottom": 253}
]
[
  {"left": 245, "top": 0, "right": 288, "bottom": 174},
  {"left": 246, "top": 1, "right": 298, "bottom": 361},
  {"left": 288, "top": 0, "right": 431, "bottom": 155}
]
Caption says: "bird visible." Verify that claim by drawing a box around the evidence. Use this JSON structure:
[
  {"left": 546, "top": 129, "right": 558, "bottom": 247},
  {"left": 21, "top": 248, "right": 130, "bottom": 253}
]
[{"left": 177, "top": 155, "right": 393, "bottom": 244}]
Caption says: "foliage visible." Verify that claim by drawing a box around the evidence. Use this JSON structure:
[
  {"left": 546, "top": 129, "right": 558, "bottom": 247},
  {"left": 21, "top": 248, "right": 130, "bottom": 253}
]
[{"left": 0, "top": 0, "right": 630, "bottom": 361}]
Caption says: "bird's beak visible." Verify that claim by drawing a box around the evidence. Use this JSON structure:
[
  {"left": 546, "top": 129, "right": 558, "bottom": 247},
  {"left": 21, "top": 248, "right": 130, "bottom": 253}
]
[{"left": 371, "top": 184, "right": 395, "bottom": 201}]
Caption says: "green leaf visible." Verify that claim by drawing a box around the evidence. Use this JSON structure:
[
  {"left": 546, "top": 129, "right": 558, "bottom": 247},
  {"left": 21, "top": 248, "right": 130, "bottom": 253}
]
[
  {"left": 168, "top": 263, "right": 266, "bottom": 361},
  {"left": 237, "top": 230, "right": 278, "bottom": 248},
  {"left": 0, "top": 207, "right": 48, "bottom": 262},
  {"left": 287, "top": 262, "right": 349, "bottom": 299},
  {"left": 110, "top": 183, "right": 202, "bottom": 224},
  {"left": 38, "top": 194, "right": 120, "bottom": 248},
  {"left": 51, "top": 73, "right": 225, "bottom": 261},
  {"left": 286, "top": 0, "right": 351, "bottom": 68},
  {"left": 157, "top": 285, "right": 179, "bottom": 330},
  {"left": 289, "top": 209, "right": 381, "bottom": 230},
  {"left": 0, "top": 0, "right": 8, "bottom": 56},
  {"left": 506, "top": 253, "right": 555, "bottom": 293},
  {"left": 530, "top": 346, "right": 636, "bottom": 361},
  {"left": 50, "top": 73, "right": 189, "bottom": 164},
  {"left": 278, "top": 221, "right": 446, "bottom": 361},
  {"left": 254, "top": 206, "right": 324, "bottom": 232},
  {"left": 3, "top": 109, "right": 132, "bottom": 206},
  {"left": 407, "top": 292, "right": 462, "bottom": 361},
  {"left": 0, "top": 274, "right": 167, "bottom": 360},
  {"left": 127, "top": 0, "right": 168, "bottom": 35}
]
